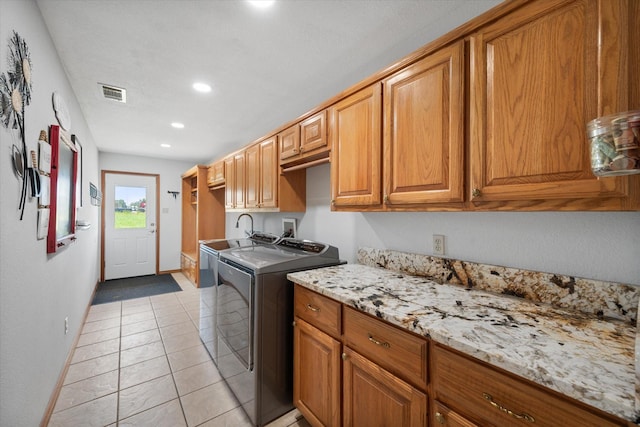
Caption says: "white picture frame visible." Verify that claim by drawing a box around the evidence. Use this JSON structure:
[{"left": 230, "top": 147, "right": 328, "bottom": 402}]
[
  {"left": 38, "top": 139, "right": 51, "bottom": 174},
  {"left": 282, "top": 218, "right": 297, "bottom": 239}
]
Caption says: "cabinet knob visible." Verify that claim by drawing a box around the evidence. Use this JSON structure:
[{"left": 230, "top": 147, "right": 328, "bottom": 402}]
[
  {"left": 293, "top": 149, "right": 298, "bottom": 153},
  {"left": 292, "top": 320, "right": 296, "bottom": 327},
  {"left": 383, "top": 194, "right": 389, "bottom": 203},
  {"left": 435, "top": 412, "right": 445, "bottom": 425},
  {"left": 300, "top": 146, "right": 304, "bottom": 152},
  {"left": 472, "top": 188, "right": 482, "bottom": 197},
  {"left": 341, "top": 353, "right": 348, "bottom": 361},
  {"left": 331, "top": 199, "right": 336, "bottom": 205}
]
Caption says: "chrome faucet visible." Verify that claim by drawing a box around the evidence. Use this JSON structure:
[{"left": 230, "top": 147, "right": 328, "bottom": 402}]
[{"left": 235, "top": 213, "right": 254, "bottom": 236}]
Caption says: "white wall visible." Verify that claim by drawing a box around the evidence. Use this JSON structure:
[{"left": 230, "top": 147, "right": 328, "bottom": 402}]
[
  {"left": 227, "top": 163, "right": 640, "bottom": 286},
  {"left": 0, "top": 1, "right": 101, "bottom": 425},
  {"left": 99, "top": 152, "right": 194, "bottom": 272}
]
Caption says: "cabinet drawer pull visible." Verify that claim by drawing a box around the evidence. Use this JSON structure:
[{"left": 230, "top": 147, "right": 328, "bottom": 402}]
[
  {"left": 306, "top": 304, "right": 320, "bottom": 312},
  {"left": 483, "top": 393, "right": 535, "bottom": 423},
  {"left": 367, "top": 333, "right": 390, "bottom": 348},
  {"left": 434, "top": 412, "right": 445, "bottom": 425}
]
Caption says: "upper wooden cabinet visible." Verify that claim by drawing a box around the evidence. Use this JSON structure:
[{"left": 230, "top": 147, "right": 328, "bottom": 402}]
[
  {"left": 469, "top": 0, "right": 639, "bottom": 210},
  {"left": 225, "top": 138, "right": 306, "bottom": 213},
  {"left": 280, "top": 110, "right": 330, "bottom": 168},
  {"left": 245, "top": 143, "right": 260, "bottom": 209},
  {"left": 207, "top": 160, "right": 225, "bottom": 189},
  {"left": 330, "top": 0, "right": 638, "bottom": 211},
  {"left": 300, "top": 110, "right": 329, "bottom": 156},
  {"left": 212, "top": 0, "right": 638, "bottom": 212},
  {"left": 383, "top": 40, "right": 465, "bottom": 207},
  {"left": 330, "top": 83, "right": 382, "bottom": 208},
  {"left": 224, "top": 152, "right": 245, "bottom": 209},
  {"left": 278, "top": 124, "right": 301, "bottom": 162},
  {"left": 224, "top": 156, "right": 234, "bottom": 209},
  {"left": 246, "top": 137, "right": 279, "bottom": 209},
  {"left": 331, "top": 41, "right": 465, "bottom": 211},
  {"left": 259, "top": 137, "right": 279, "bottom": 208}
]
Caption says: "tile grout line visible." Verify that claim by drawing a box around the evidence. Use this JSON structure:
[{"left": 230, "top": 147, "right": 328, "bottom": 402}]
[
  {"left": 116, "top": 300, "right": 123, "bottom": 427},
  {"left": 153, "top": 293, "right": 191, "bottom": 426}
]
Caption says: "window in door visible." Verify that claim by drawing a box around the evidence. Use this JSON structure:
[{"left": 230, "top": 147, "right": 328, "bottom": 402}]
[{"left": 114, "top": 185, "right": 147, "bottom": 229}]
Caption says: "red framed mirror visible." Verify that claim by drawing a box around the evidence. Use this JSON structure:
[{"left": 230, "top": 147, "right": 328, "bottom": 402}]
[{"left": 47, "top": 124, "right": 78, "bottom": 253}]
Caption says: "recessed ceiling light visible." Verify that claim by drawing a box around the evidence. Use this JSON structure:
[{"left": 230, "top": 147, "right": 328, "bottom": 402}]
[
  {"left": 171, "top": 122, "right": 184, "bottom": 129},
  {"left": 160, "top": 143, "right": 171, "bottom": 148},
  {"left": 193, "top": 82, "right": 211, "bottom": 93},
  {"left": 248, "top": 0, "right": 275, "bottom": 9}
]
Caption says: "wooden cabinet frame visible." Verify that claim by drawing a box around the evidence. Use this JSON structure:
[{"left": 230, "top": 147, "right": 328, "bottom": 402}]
[{"left": 180, "top": 165, "right": 225, "bottom": 286}]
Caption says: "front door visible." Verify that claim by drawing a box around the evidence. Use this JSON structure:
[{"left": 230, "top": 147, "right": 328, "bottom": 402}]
[{"left": 103, "top": 172, "right": 158, "bottom": 280}]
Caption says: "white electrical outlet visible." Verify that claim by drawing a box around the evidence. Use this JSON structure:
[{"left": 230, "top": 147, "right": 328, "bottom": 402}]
[
  {"left": 433, "top": 234, "right": 445, "bottom": 256},
  {"left": 64, "top": 317, "right": 69, "bottom": 335}
]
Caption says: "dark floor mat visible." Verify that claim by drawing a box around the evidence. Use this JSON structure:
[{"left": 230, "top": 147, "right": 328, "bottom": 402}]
[{"left": 92, "top": 274, "right": 182, "bottom": 305}]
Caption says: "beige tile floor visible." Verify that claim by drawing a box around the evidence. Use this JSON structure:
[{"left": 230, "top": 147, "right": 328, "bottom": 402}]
[{"left": 47, "top": 273, "right": 310, "bottom": 427}]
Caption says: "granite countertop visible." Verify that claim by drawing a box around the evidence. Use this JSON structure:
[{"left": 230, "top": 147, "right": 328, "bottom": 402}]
[{"left": 287, "top": 263, "right": 637, "bottom": 423}]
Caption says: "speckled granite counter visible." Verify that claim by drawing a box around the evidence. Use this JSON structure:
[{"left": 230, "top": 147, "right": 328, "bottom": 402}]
[{"left": 287, "top": 263, "right": 637, "bottom": 423}]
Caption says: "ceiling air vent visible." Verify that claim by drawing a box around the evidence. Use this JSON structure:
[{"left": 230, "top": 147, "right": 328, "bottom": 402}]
[{"left": 100, "top": 84, "right": 127, "bottom": 103}]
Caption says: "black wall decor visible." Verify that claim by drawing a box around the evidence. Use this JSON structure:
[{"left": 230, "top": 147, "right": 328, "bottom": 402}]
[{"left": 0, "top": 31, "right": 33, "bottom": 220}]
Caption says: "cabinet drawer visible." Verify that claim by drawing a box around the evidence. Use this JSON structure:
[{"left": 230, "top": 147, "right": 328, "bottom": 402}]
[
  {"left": 343, "top": 306, "right": 427, "bottom": 390},
  {"left": 294, "top": 285, "right": 341, "bottom": 339},
  {"left": 432, "top": 344, "right": 624, "bottom": 427}
]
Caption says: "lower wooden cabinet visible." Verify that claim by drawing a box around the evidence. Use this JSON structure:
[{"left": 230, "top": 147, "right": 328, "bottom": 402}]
[
  {"left": 293, "top": 318, "right": 341, "bottom": 427},
  {"left": 180, "top": 252, "right": 196, "bottom": 284},
  {"left": 342, "top": 347, "right": 427, "bottom": 427},
  {"left": 431, "top": 344, "right": 625, "bottom": 427},
  {"left": 293, "top": 285, "right": 428, "bottom": 427},
  {"left": 343, "top": 306, "right": 428, "bottom": 390},
  {"left": 293, "top": 285, "right": 628, "bottom": 427}
]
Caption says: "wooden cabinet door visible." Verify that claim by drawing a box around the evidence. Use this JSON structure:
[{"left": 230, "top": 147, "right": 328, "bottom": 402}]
[
  {"left": 432, "top": 401, "right": 479, "bottom": 427},
  {"left": 383, "top": 41, "right": 465, "bottom": 205},
  {"left": 245, "top": 144, "right": 259, "bottom": 209},
  {"left": 224, "top": 156, "right": 235, "bottom": 209},
  {"left": 330, "top": 83, "right": 382, "bottom": 208},
  {"left": 279, "top": 124, "right": 300, "bottom": 161},
  {"left": 259, "top": 136, "right": 278, "bottom": 208},
  {"left": 300, "top": 110, "right": 328, "bottom": 154},
  {"left": 234, "top": 152, "right": 245, "bottom": 209},
  {"left": 293, "top": 318, "right": 341, "bottom": 427},
  {"left": 469, "top": 0, "right": 632, "bottom": 208},
  {"left": 208, "top": 160, "right": 224, "bottom": 188},
  {"left": 342, "top": 347, "right": 426, "bottom": 427}
]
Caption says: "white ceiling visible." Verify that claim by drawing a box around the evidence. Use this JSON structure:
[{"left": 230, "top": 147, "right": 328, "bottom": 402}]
[{"left": 36, "top": 0, "right": 501, "bottom": 164}]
